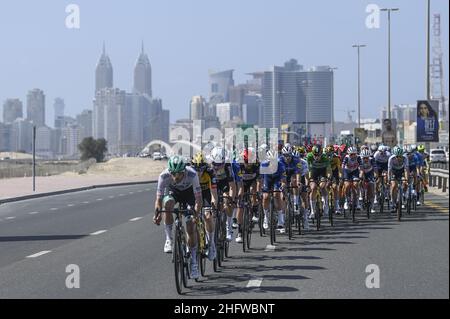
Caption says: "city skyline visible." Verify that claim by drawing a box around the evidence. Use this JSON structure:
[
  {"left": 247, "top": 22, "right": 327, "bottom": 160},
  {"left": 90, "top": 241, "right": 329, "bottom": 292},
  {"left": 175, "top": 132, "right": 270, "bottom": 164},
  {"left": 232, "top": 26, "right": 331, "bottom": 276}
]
[{"left": 0, "top": 0, "right": 448, "bottom": 126}]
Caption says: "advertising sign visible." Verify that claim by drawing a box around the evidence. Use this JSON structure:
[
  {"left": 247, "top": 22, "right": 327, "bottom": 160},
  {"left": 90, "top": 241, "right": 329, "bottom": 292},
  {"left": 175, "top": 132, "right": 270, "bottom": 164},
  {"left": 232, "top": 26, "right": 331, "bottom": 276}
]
[{"left": 417, "top": 100, "right": 439, "bottom": 142}]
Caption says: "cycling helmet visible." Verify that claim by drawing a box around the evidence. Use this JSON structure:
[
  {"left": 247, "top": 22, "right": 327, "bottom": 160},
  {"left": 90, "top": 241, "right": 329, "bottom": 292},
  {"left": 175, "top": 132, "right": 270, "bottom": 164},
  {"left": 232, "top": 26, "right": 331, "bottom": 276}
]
[
  {"left": 347, "top": 147, "right": 358, "bottom": 155},
  {"left": 417, "top": 144, "right": 425, "bottom": 153},
  {"left": 312, "top": 145, "right": 322, "bottom": 155},
  {"left": 192, "top": 152, "right": 207, "bottom": 168},
  {"left": 298, "top": 146, "right": 306, "bottom": 154},
  {"left": 393, "top": 146, "right": 404, "bottom": 157},
  {"left": 242, "top": 147, "right": 256, "bottom": 163},
  {"left": 411, "top": 144, "right": 417, "bottom": 152},
  {"left": 406, "top": 145, "right": 414, "bottom": 154},
  {"left": 370, "top": 144, "right": 378, "bottom": 153},
  {"left": 168, "top": 155, "right": 187, "bottom": 173},
  {"left": 361, "top": 149, "right": 371, "bottom": 158},
  {"left": 292, "top": 149, "right": 300, "bottom": 158},
  {"left": 325, "top": 145, "right": 334, "bottom": 155},
  {"left": 282, "top": 145, "right": 293, "bottom": 155},
  {"left": 210, "top": 147, "right": 226, "bottom": 164},
  {"left": 259, "top": 143, "right": 269, "bottom": 152},
  {"left": 378, "top": 145, "right": 385, "bottom": 152},
  {"left": 361, "top": 145, "right": 369, "bottom": 151},
  {"left": 266, "top": 150, "right": 277, "bottom": 160}
]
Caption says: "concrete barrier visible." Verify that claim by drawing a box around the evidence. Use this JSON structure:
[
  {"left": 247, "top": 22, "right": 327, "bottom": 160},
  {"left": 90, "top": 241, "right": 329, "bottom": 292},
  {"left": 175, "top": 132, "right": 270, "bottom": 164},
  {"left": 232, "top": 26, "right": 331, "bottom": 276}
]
[{"left": 429, "top": 167, "right": 449, "bottom": 193}]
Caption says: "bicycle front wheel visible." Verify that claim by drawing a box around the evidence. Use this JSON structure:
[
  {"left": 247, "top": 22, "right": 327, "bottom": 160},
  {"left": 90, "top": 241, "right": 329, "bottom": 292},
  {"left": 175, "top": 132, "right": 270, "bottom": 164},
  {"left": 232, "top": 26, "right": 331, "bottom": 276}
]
[{"left": 174, "top": 230, "right": 184, "bottom": 294}]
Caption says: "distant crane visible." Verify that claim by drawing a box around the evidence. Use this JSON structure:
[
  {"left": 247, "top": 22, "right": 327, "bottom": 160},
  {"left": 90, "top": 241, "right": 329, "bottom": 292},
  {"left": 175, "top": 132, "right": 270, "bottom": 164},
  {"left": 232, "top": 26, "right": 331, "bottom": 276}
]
[{"left": 335, "top": 109, "right": 356, "bottom": 124}]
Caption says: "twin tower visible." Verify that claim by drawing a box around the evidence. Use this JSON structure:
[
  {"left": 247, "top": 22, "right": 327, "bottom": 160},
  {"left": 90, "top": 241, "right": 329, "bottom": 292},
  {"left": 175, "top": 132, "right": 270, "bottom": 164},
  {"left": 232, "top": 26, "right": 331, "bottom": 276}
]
[{"left": 95, "top": 42, "right": 152, "bottom": 97}]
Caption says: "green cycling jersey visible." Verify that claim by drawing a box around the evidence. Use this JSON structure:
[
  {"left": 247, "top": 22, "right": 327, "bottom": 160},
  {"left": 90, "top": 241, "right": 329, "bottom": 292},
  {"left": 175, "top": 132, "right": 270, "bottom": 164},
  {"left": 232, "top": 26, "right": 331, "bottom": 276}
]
[{"left": 306, "top": 153, "right": 331, "bottom": 170}]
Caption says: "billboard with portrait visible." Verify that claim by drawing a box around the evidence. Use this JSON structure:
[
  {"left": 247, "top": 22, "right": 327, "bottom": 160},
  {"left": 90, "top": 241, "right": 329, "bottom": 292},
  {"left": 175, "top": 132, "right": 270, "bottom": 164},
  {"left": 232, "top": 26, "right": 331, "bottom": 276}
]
[{"left": 416, "top": 100, "right": 439, "bottom": 142}]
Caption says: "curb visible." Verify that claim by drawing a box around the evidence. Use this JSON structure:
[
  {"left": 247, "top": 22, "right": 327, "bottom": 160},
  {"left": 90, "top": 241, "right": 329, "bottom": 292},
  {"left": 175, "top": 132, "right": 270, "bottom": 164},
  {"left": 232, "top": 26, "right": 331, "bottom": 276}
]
[{"left": 0, "top": 180, "right": 157, "bottom": 205}]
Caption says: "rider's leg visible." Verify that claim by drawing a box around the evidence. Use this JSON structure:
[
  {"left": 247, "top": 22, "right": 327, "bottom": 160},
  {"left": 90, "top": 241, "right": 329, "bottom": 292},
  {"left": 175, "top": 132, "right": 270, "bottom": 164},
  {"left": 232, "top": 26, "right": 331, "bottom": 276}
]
[
  {"left": 163, "top": 198, "right": 175, "bottom": 242},
  {"left": 310, "top": 181, "right": 318, "bottom": 217},
  {"left": 391, "top": 180, "right": 398, "bottom": 208},
  {"left": 320, "top": 180, "right": 329, "bottom": 215},
  {"left": 275, "top": 191, "right": 285, "bottom": 227}
]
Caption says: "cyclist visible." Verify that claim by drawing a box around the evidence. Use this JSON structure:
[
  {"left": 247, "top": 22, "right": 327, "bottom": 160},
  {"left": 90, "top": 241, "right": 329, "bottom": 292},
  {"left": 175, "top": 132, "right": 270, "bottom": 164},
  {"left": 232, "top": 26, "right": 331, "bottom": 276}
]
[
  {"left": 388, "top": 146, "right": 410, "bottom": 212},
  {"left": 235, "top": 147, "right": 260, "bottom": 243},
  {"left": 191, "top": 152, "right": 218, "bottom": 260},
  {"left": 373, "top": 145, "right": 391, "bottom": 204},
  {"left": 306, "top": 145, "right": 332, "bottom": 220},
  {"left": 209, "top": 146, "right": 237, "bottom": 242},
  {"left": 293, "top": 147, "right": 309, "bottom": 212},
  {"left": 325, "top": 145, "right": 343, "bottom": 215},
  {"left": 261, "top": 149, "right": 287, "bottom": 233},
  {"left": 153, "top": 155, "right": 203, "bottom": 279},
  {"left": 417, "top": 144, "right": 429, "bottom": 193},
  {"left": 404, "top": 145, "right": 421, "bottom": 206},
  {"left": 342, "top": 147, "right": 363, "bottom": 211},
  {"left": 360, "top": 149, "right": 377, "bottom": 214}
]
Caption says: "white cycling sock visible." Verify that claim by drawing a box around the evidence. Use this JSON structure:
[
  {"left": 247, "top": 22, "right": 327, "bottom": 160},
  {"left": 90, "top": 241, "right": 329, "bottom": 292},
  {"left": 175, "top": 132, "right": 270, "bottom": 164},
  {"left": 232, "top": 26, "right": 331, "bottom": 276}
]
[
  {"left": 293, "top": 195, "right": 299, "bottom": 205},
  {"left": 164, "top": 224, "right": 173, "bottom": 241},
  {"left": 227, "top": 216, "right": 232, "bottom": 228},
  {"left": 232, "top": 208, "right": 237, "bottom": 218},
  {"left": 310, "top": 199, "right": 316, "bottom": 214},
  {"left": 264, "top": 209, "right": 269, "bottom": 220}
]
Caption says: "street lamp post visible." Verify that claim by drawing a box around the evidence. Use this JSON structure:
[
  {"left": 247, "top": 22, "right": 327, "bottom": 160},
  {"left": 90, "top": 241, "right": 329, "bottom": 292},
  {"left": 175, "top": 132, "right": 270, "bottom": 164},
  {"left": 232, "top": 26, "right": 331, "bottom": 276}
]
[
  {"left": 426, "top": 0, "right": 431, "bottom": 100},
  {"left": 381, "top": 7, "right": 400, "bottom": 120},
  {"left": 352, "top": 45, "right": 366, "bottom": 128},
  {"left": 328, "top": 67, "right": 338, "bottom": 142}
]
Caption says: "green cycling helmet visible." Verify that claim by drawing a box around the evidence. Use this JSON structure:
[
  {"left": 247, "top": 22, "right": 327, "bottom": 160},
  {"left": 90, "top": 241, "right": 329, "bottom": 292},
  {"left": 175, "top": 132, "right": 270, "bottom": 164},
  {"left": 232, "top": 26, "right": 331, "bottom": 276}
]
[
  {"left": 393, "top": 146, "right": 404, "bottom": 157},
  {"left": 168, "top": 155, "right": 186, "bottom": 173}
]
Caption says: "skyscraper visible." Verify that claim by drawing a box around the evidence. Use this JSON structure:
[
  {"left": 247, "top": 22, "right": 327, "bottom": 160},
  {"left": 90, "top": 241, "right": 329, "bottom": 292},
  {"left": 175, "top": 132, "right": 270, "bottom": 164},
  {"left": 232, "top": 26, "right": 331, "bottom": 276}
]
[
  {"left": 3, "top": 99, "right": 23, "bottom": 123},
  {"left": 53, "top": 98, "right": 65, "bottom": 127},
  {"left": 190, "top": 96, "right": 207, "bottom": 121},
  {"left": 261, "top": 60, "right": 333, "bottom": 132},
  {"left": 95, "top": 43, "right": 113, "bottom": 93},
  {"left": 209, "top": 70, "right": 234, "bottom": 103},
  {"left": 133, "top": 42, "right": 152, "bottom": 97},
  {"left": 76, "top": 109, "right": 93, "bottom": 140},
  {"left": 26, "top": 88, "right": 46, "bottom": 127}
]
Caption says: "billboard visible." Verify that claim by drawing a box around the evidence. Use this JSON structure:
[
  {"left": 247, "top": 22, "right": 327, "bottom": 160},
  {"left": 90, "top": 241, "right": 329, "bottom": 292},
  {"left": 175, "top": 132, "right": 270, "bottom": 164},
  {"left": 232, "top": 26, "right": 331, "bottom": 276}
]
[
  {"left": 382, "top": 118, "right": 397, "bottom": 147},
  {"left": 416, "top": 100, "right": 439, "bottom": 142}
]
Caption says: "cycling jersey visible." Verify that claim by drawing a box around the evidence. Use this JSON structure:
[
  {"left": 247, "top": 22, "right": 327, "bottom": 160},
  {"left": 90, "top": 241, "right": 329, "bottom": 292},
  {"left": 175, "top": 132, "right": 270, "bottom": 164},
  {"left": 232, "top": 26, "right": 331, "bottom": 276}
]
[
  {"left": 360, "top": 157, "right": 376, "bottom": 174},
  {"left": 157, "top": 166, "right": 202, "bottom": 197},
  {"left": 296, "top": 158, "right": 308, "bottom": 177},
  {"left": 330, "top": 155, "right": 341, "bottom": 171},
  {"left": 198, "top": 168, "right": 217, "bottom": 191},
  {"left": 342, "top": 155, "right": 362, "bottom": 172},
  {"left": 236, "top": 163, "right": 260, "bottom": 182},
  {"left": 388, "top": 154, "right": 409, "bottom": 178},
  {"left": 211, "top": 163, "right": 235, "bottom": 182},
  {"left": 261, "top": 159, "right": 286, "bottom": 192},
  {"left": 406, "top": 153, "right": 421, "bottom": 171},
  {"left": 279, "top": 156, "right": 299, "bottom": 177},
  {"left": 306, "top": 153, "right": 331, "bottom": 181}
]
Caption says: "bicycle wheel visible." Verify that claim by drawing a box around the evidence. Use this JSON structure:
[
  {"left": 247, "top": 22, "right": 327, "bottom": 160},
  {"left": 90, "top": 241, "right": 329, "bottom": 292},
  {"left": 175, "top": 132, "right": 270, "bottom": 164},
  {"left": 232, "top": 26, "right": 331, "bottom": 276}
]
[
  {"left": 397, "top": 190, "right": 402, "bottom": 222},
  {"left": 242, "top": 206, "right": 248, "bottom": 253},
  {"left": 315, "top": 199, "right": 321, "bottom": 231},
  {"left": 329, "top": 193, "right": 334, "bottom": 227},
  {"left": 173, "top": 230, "right": 184, "bottom": 294},
  {"left": 247, "top": 207, "right": 252, "bottom": 250},
  {"left": 406, "top": 191, "right": 411, "bottom": 216},
  {"left": 351, "top": 190, "right": 356, "bottom": 223},
  {"left": 286, "top": 199, "right": 292, "bottom": 240},
  {"left": 269, "top": 200, "right": 275, "bottom": 245},
  {"left": 258, "top": 202, "right": 264, "bottom": 237}
]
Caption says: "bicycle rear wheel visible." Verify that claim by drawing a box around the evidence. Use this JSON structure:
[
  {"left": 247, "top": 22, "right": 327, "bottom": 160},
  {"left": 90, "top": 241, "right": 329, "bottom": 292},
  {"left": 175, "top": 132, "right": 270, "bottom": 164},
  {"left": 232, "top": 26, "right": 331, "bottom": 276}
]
[
  {"left": 247, "top": 207, "right": 252, "bottom": 249},
  {"left": 242, "top": 206, "right": 248, "bottom": 252},
  {"left": 287, "top": 200, "right": 293, "bottom": 240},
  {"left": 269, "top": 200, "right": 276, "bottom": 245}
]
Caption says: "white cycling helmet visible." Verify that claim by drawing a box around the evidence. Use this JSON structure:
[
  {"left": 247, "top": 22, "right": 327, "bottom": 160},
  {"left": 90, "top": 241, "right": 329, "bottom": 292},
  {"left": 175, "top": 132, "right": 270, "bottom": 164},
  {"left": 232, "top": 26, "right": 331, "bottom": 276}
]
[
  {"left": 347, "top": 147, "right": 358, "bottom": 154},
  {"left": 282, "top": 145, "right": 293, "bottom": 155},
  {"left": 361, "top": 149, "right": 371, "bottom": 158},
  {"left": 266, "top": 150, "right": 277, "bottom": 160},
  {"left": 210, "top": 147, "right": 226, "bottom": 164}
]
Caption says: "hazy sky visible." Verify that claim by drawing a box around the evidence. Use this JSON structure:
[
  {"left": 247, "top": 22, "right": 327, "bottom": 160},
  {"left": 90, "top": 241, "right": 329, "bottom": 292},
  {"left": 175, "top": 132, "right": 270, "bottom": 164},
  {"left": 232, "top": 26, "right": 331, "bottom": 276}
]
[{"left": 0, "top": 0, "right": 448, "bottom": 126}]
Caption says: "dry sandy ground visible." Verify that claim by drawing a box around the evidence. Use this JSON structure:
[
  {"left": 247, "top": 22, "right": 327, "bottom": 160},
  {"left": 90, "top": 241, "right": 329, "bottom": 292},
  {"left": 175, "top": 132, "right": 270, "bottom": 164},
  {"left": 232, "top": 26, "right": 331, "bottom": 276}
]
[
  {"left": 1, "top": 158, "right": 167, "bottom": 200},
  {"left": 0, "top": 152, "right": 38, "bottom": 160}
]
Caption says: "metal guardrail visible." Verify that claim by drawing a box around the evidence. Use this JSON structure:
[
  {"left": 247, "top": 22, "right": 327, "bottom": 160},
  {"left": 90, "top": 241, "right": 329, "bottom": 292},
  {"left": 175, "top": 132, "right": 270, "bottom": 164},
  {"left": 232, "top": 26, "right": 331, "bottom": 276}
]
[{"left": 429, "top": 166, "right": 449, "bottom": 193}]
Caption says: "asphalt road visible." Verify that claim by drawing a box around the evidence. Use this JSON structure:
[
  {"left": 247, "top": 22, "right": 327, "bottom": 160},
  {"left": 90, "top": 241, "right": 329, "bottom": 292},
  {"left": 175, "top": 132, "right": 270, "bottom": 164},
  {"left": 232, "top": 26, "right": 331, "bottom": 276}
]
[{"left": 0, "top": 184, "right": 448, "bottom": 299}]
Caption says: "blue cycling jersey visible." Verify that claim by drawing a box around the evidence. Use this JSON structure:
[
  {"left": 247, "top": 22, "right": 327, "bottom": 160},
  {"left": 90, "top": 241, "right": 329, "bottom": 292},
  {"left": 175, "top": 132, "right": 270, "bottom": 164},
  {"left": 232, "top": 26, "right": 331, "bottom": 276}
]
[
  {"left": 407, "top": 153, "right": 421, "bottom": 169},
  {"left": 278, "top": 155, "right": 299, "bottom": 176},
  {"left": 261, "top": 158, "right": 286, "bottom": 179}
]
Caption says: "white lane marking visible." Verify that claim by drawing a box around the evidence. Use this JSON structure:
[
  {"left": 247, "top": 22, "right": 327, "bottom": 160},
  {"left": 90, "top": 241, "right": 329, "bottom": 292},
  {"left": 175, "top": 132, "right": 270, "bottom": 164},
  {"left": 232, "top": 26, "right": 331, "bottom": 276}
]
[
  {"left": 67, "top": 204, "right": 74, "bottom": 207},
  {"left": 129, "top": 192, "right": 134, "bottom": 194},
  {"left": 129, "top": 217, "right": 143, "bottom": 222},
  {"left": 83, "top": 201, "right": 90, "bottom": 204},
  {"left": 119, "top": 194, "right": 125, "bottom": 196},
  {"left": 264, "top": 245, "right": 276, "bottom": 251},
  {"left": 27, "top": 251, "right": 52, "bottom": 258},
  {"left": 246, "top": 278, "right": 263, "bottom": 288},
  {"left": 50, "top": 208, "right": 58, "bottom": 211},
  {"left": 109, "top": 195, "right": 115, "bottom": 199},
  {"left": 96, "top": 198, "right": 103, "bottom": 201},
  {"left": 90, "top": 230, "right": 107, "bottom": 236},
  {"left": 6, "top": 216, "right": 16, "bottom": 220},
  {"left": 145, "top": 188, "right": 150, "bottom": 191},
  {"left": 29, "top": 212, "right": 39, "bottom": 215},
  {"left": 137, "top": 190, "right": 143, "bottom": 193}
]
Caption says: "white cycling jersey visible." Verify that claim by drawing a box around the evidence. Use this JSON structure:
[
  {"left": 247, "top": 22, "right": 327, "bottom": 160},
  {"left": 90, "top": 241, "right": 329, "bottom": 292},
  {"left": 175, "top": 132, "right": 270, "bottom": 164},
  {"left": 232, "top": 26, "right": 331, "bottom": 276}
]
[
  {"left": 156, "top": 166, "right": 202, "bottom": 197},
  {"left": 388, "top": 154, "right": 409, "bottom": 174}
]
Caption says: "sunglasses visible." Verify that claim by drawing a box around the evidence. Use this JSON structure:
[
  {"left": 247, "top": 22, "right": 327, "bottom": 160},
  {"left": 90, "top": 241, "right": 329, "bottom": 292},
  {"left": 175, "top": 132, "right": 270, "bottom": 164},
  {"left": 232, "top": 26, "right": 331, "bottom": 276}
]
[{"left": 170, "top": 171, "right": 184, "bottom": 177}]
